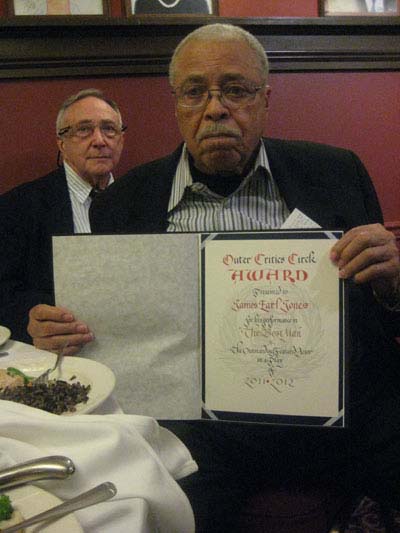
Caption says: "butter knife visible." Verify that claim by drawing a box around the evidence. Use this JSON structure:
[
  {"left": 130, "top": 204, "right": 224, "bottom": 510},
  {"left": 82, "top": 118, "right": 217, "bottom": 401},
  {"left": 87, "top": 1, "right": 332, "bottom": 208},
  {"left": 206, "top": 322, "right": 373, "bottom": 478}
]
[
  {"left": 0, "top": 456, "right": 75, "bottom": 489},
  {"left": 1, "top": 481, "right": 117, "bottom": 532}
]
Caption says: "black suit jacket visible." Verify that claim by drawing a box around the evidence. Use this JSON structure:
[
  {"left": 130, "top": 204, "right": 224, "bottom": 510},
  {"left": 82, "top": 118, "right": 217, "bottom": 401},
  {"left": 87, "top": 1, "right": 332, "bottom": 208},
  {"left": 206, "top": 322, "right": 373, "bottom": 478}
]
[
  {"left": 0, "top": 168, "right": 74, "bottom": 343},
  {"left": 91, "top": 138, "right": 400, "bottom": 429}
]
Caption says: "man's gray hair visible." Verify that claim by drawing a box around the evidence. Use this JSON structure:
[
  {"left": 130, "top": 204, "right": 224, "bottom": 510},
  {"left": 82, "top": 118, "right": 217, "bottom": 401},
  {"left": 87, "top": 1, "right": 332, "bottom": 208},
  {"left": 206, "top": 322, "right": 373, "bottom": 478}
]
[
  {"left": 169, "top": 23, "right": 269, "bottom": 87},
  {"left": 56, "top": 88, "right": 122, "bottom": 135}
]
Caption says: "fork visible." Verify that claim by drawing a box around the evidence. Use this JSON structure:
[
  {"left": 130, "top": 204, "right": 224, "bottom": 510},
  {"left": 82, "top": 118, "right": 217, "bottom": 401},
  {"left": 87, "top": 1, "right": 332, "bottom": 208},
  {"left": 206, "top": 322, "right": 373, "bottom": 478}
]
[
  {"left": 1, "top": 481, "right": 117, "bottom": 533},
  {"left": 34, "top": 344, "right": 67, "bottom": 384}
]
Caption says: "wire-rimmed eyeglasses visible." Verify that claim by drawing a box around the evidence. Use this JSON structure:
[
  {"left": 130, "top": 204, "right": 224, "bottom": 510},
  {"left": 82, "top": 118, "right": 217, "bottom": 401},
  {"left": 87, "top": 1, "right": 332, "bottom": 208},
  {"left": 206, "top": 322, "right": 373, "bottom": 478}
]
[
  {"left": 58, "top": 121, "right": 127, "bottom": 139},
  {"left": 172, "top": 82, "right": 264, "bottom": 110}
]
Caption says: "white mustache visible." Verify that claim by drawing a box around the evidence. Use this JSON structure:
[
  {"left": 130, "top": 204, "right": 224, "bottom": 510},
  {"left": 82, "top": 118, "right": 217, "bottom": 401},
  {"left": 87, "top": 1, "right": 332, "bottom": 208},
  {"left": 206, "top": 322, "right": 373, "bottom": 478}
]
[{"left": 197, "top": 125, "right": 242, "bottom": 142}]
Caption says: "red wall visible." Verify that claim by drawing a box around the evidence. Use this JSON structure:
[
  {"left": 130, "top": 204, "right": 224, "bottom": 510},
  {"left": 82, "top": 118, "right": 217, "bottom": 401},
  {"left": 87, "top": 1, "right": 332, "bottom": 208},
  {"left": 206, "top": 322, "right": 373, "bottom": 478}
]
[
  {"left": 268, "top": 71, "right": 400, "bottom": 224},
  {"left": 0, "top": 71, "right": 399, "bottom": 222}
]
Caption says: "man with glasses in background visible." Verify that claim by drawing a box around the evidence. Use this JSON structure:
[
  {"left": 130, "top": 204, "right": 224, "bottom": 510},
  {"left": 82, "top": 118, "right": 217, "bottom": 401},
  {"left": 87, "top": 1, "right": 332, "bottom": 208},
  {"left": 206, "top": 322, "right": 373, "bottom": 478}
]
[{"left": 0, "top": 89, "right": 125, "bottom": 350}]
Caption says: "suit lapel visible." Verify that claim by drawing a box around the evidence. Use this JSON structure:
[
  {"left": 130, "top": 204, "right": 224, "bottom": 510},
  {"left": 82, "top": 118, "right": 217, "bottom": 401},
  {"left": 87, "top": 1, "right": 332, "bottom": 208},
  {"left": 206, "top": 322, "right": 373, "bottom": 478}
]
[
  {"left": 138, "top": 146, "right": 184, "bottom": 231},
  {"left": 42, "top": 168, "right": 74, "bottom": 234},
  {"left": 264, "top": 138, "right": 345, "bottom": 229}
]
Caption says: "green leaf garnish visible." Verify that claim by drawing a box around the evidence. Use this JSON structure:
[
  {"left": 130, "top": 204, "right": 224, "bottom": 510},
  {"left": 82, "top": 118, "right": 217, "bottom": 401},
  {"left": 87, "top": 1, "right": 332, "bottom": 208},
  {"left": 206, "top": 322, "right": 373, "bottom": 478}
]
[
  {"left": 6, "top": 367, "right": 34, "bottom": 384},
  {"left": 0, "top": 493, "right": 13, "bottom": 520}
]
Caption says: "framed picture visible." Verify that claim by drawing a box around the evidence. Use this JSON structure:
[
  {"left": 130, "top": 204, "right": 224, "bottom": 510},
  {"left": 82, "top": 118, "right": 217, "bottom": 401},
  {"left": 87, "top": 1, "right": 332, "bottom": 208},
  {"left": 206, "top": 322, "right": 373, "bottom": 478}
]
[
  {"left": 320, "top": 0, "right": 399, "bottom": 15},
  {"left": 124, "top": 0, "right": 218, "bottom": 16},
  {"left": 7, "top": 0, "right": 110, "bottom": 16}
]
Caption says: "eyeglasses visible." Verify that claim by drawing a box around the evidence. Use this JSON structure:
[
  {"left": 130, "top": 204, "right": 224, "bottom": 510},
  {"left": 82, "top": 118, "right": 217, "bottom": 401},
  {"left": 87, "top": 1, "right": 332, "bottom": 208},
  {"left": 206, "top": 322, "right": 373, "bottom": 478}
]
[
  {"left": 172, "top": 82, "right": 264, "bottom": 109},
  {"left": 58, "top": 121, "right": 127, "bottom": 139}
]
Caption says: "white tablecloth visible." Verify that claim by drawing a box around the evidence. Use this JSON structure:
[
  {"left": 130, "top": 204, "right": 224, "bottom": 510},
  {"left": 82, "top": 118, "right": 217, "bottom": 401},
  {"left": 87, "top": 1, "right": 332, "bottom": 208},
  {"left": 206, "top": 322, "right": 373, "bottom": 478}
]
[{"left": 0, "top": 340, "right": 198, "bottom": 532}]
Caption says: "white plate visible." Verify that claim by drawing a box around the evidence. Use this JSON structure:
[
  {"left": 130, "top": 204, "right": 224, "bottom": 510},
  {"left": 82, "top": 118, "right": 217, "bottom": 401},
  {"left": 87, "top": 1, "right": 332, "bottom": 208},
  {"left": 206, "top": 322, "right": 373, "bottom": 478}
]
[
  {"left": 0, "top": 353, "right": 116, "bottom": 416},
  {"left": 3, "top": 484, "right": 83, "bottom": 532},
  {"left": 0, "top": 326, "right": 11, "bottom": 346}
]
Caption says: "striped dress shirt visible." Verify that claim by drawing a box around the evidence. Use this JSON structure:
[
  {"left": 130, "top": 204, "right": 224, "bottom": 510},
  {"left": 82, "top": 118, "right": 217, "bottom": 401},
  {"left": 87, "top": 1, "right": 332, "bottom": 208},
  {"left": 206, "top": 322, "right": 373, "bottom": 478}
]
[
  {"left": 167, "top": 141, "right": 290, "bottom": 232},
  {"left": 64, "top": 162, "right": 113, "bottom": 234}
]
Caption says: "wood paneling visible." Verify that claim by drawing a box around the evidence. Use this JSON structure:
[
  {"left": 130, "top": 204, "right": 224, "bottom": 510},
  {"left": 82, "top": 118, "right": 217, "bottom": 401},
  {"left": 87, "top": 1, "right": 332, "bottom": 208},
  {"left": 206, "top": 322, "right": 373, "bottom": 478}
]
[{"left": 0, "top": 17, "right": 399, "bottom": 79}]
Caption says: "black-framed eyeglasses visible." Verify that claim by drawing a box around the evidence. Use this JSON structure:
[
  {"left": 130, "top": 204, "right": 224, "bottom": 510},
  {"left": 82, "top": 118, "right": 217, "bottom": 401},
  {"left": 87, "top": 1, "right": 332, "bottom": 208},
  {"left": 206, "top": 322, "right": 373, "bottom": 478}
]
[
  {"left": 58, "top": 121, "right": 127, "bottom": 139},
  {"left": 172, "top": 82, "right": 264, "bottom": 110}
]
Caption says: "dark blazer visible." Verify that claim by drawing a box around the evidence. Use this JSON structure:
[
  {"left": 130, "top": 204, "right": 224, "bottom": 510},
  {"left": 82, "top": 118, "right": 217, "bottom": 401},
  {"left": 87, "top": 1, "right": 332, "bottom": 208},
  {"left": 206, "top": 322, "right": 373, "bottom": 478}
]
[
  {"left": 0, "top": 168, "right": 74, "bottom": 343},
  {"left": 90, "top": 138, "right": 400, "bottom": 425}
]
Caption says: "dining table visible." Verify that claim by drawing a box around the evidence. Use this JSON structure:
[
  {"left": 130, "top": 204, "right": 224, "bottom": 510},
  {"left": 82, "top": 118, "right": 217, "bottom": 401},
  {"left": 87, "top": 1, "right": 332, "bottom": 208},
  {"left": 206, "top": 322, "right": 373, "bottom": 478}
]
[{"left": 0, "top": 338, "right": 198, "bottom": 532}]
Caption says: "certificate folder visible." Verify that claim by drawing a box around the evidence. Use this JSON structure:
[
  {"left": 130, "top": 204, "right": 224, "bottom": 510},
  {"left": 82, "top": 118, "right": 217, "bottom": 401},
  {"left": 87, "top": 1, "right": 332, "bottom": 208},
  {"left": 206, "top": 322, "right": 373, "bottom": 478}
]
[{"left": 53, "top": 230, "right": 347, "bottom": 427}]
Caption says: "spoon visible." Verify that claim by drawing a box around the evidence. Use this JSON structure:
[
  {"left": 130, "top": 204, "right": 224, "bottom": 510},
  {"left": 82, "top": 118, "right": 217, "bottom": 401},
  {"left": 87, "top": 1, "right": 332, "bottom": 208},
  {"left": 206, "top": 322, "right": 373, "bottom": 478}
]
[
  {"left": 0, "top": 456, "right": 75, "bottom": 489},
  {"left": 1, "top": 481, "right": 117, "bottom": 533}
]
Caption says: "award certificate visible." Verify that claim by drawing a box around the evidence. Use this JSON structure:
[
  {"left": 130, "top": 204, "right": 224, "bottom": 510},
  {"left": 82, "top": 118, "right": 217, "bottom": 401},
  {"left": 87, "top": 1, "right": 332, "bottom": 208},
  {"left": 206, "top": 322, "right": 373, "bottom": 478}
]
[{"left": 201, "top": 231, "right": 347, "bottom": 427}]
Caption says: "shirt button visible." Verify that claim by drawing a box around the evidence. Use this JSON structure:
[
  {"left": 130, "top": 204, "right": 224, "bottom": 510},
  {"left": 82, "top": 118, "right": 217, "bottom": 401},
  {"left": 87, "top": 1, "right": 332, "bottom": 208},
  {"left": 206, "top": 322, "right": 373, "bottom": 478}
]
[{"left": 191, "top": 183, "right": 204, "bottom": 193}]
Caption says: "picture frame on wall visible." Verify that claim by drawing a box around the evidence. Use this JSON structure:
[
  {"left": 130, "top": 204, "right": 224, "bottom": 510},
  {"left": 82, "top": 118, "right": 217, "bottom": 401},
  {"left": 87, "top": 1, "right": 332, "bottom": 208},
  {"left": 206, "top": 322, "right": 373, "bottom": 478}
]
[
  {"left": 124, "top": 0, "right": 218, "bottom": 16},
  {"left": 7, "top": 0, "right": 110, "bottom": 16},
  {"left": 320, "top": 0, "right": 398, "bottom": 15}
]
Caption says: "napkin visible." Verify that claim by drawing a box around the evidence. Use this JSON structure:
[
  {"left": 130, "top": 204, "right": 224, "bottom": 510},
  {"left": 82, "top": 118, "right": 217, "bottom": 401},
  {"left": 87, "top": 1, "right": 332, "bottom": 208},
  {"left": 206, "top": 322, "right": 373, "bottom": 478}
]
[{"left": 0, "top": 400, "right": 197, "bottom": 532}]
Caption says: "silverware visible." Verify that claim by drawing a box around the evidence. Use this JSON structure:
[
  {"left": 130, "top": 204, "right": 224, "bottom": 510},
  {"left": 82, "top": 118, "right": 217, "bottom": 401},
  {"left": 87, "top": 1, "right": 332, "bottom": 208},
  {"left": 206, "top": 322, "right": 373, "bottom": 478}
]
[
  {"left": 34, "top": 346, "right": 66, "bottom": 384},
  {"left": 1, "top": 481, "right": 117, "bottom": 533},
  {"left": 0, "top": 456, "right": 75, "bottom": 489}
]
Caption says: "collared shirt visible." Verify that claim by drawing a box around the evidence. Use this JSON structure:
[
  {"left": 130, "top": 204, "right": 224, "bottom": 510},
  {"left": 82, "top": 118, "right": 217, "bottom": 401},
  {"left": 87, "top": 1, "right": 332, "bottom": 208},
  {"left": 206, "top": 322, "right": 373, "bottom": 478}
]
[
  {"left": 167, "top": 141, "right": 290, "bottom": 232},
  {"left": 64, "top": 162, "right": 113, "bottom": 233}
]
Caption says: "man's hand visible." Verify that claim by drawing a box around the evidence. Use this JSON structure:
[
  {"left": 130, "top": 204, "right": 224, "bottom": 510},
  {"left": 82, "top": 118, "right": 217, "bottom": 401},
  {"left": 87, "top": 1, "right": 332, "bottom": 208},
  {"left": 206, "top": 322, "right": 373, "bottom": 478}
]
[
  {"left": 330, "top": 223, "right": 400, "bottom": 300},
  {"left": 27, "top": 304, "right": 94, "bottom": 355}
]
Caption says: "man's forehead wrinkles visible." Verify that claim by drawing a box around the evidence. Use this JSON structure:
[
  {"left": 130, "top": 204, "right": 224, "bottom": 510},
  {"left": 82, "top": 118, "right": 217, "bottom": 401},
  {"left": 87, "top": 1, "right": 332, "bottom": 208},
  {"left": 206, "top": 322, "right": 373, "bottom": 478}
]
[
  {"left": 180, "top": 73, "right": 249, "bottom": 85},
  {"left": 181, "top": 74, "right": 206, "bottom": 84},
  {"left": 220, "top": 73, "right": 247, "bottom": 82},
  {"left": 75, "top": 119, "right": 116, "bottom": 125}
]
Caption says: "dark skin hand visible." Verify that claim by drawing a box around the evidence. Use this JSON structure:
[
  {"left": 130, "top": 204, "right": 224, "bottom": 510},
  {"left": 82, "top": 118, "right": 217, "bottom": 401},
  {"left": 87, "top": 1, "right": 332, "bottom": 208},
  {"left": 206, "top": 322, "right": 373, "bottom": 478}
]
[
  {"left": 330, "top": 223, "right": 400, "bottom": 299},
  {"left": 27, "top": 304, "right": 94, "bottom": 355}
]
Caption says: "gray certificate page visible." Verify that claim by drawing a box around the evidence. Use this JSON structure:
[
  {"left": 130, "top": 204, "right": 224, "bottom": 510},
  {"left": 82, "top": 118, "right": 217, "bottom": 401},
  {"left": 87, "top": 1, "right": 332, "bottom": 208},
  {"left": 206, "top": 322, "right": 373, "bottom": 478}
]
[{"left": 53, "top": 233, "right": 201, "bottom": 419}]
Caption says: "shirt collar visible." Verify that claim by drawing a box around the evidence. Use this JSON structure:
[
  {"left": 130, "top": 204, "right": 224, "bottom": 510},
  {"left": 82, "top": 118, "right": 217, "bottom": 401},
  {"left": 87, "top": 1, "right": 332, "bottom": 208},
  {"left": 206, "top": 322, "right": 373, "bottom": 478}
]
[
  {"left": 64, "top": 162, "right": 114, "bottom": 204},
  {"left": 168, "top": 140, "right": 272, "bottom": 212}
]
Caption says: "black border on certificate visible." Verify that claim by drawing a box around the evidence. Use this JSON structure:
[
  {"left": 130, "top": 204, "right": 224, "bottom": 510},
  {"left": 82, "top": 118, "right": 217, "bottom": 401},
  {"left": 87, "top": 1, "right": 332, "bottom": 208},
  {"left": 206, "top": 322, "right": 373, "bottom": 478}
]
[{"left": 201, "top": 230, "right": 348, "bottom": 428}]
